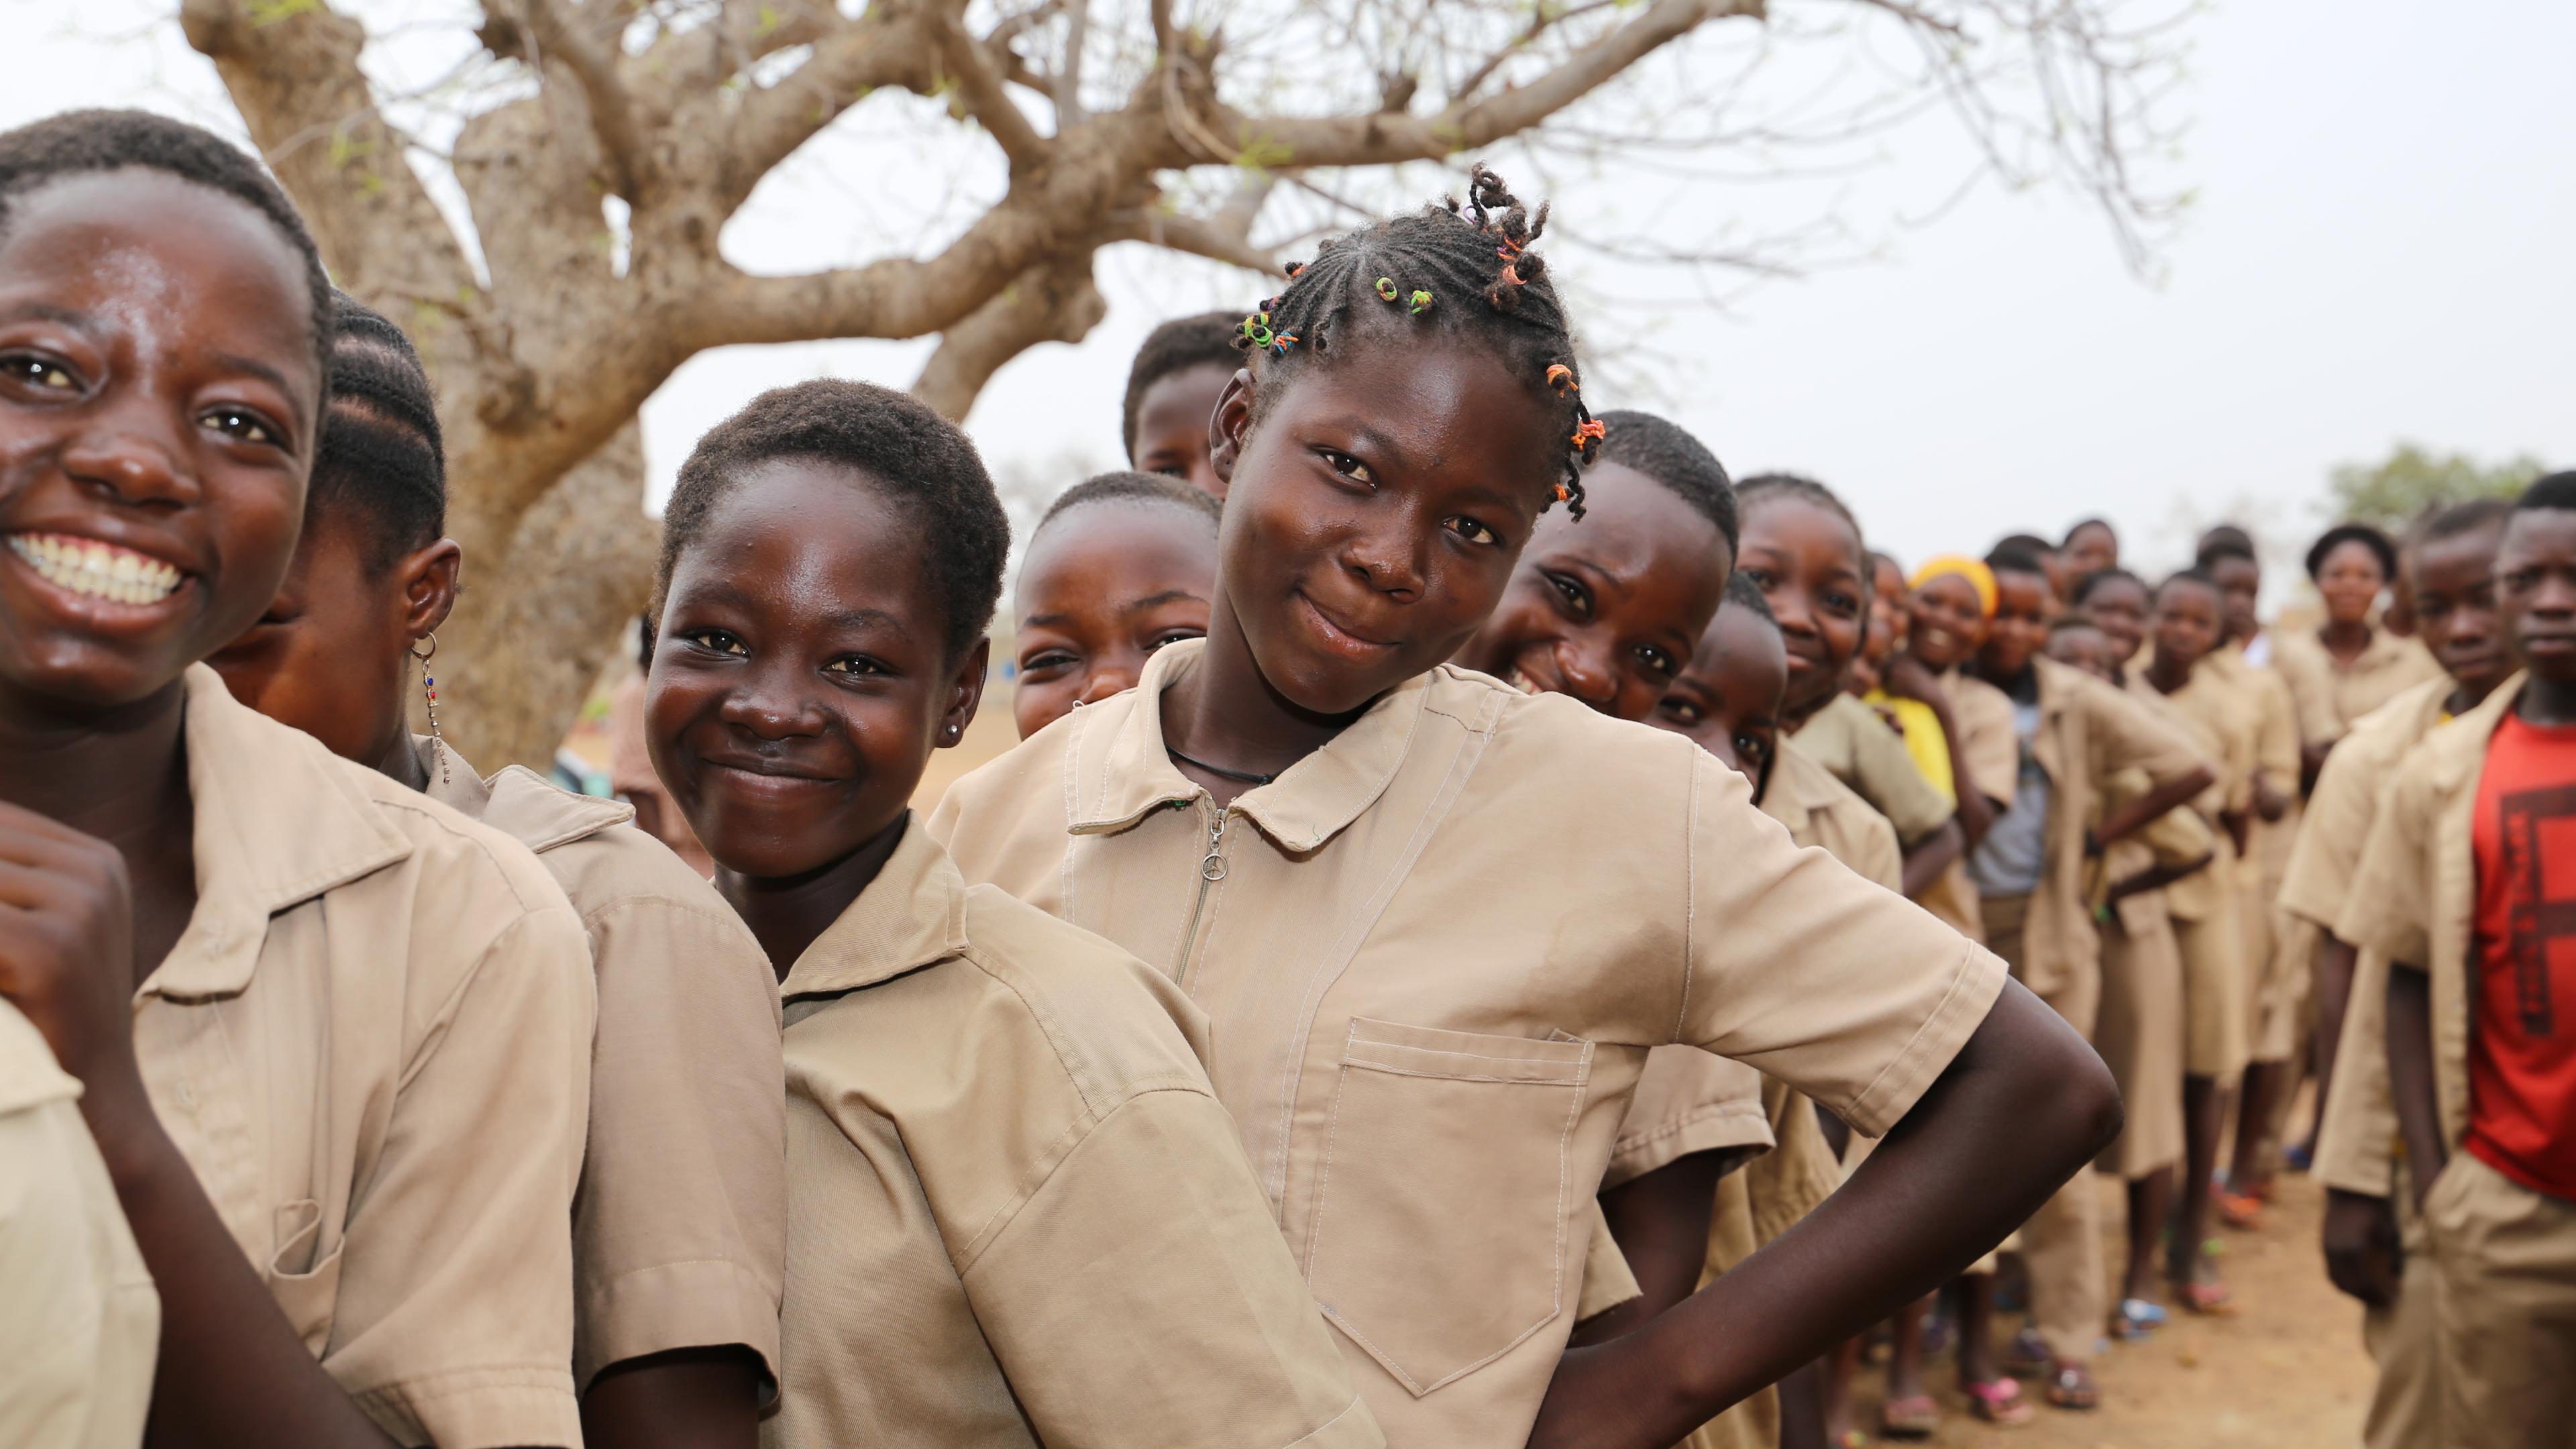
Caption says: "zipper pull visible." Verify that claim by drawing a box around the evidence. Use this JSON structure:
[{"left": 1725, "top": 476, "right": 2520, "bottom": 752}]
[{"left": 1201, "top": 810, "right": 1230, "bottom": 882}]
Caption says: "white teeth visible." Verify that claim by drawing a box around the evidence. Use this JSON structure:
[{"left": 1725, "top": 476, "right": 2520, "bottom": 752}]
[
  {"left": 1507, "top": 668, "right": 1542, "bottom": 696},
  {"left": 7, "top": 533, "right": 182, "bottom": 606}
]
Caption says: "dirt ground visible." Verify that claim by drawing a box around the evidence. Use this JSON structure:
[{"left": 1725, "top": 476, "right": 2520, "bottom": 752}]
[{"left": 1848, "top": 1169, "right": 2374, "bottom": 1449}]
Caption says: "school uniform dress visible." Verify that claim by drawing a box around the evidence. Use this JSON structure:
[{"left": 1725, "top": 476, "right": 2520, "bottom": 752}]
[
  {"left": 2289, "top": 676, "right": 2453, "bottom": 1449},
  {"left": 2339, "top": 678, "right": 2576, "bottom": 1449},
  {"left": 2271, "top": 627, "right": 2446, "bottom": 751},
  {"left": 1968, "top": 658, "right": 2207, "bottom": 1367},
  {"left": 416, "top": 742, "right": 786, "bottom": 1394},
  {"left": 0, "top": 1002, "right": 157, "bottom": 1449},
  {"left": 2127, "top": 674, "right": 2253, "bottom": 1086},
  {"left": 2087, "top": 767, "right": 2208, "bottom": 1181},
  {"left": 765, "top": 818, "right": 1379, "bottom": 1449},
  {"left": 148, "top": 667, "right": 597, "bottom": 1448},
  {"left": 931, "top": 641, "right": 2006, "bottom": 1445},
  {"left": 2206, "top": 644, "right": 2314, "bottom": 1072},
  {"left": 1794, "top": 691, "right": 1980, "bottom": 938}
]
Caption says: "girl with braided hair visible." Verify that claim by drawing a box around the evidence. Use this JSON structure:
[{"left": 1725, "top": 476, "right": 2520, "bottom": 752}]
[{"left": 932, "top": 165, "right": 2116, "bottom": 1448}]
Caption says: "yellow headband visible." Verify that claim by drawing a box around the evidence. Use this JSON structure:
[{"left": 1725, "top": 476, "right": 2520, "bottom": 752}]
[{"left": 1911, "top": 554, "right": 1998, "bottom": 618}]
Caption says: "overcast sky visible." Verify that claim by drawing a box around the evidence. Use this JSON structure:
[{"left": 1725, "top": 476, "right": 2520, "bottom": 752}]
[{"left": 7, "top": 0, "right": 2571, "bottom": 590}]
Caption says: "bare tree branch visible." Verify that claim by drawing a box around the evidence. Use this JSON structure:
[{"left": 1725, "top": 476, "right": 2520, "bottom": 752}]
[
  {"left": 912, "top": 252, "right": 1109, "bottom": 419},
  {"left": 934, "top": 3, "right": 1049, "bottom": 172},
  {"left": 672, "top": 3, "right": 942, "bottom": 218},
  {"left": 507, "top": 0, "right": 655, "bottom": 202}
]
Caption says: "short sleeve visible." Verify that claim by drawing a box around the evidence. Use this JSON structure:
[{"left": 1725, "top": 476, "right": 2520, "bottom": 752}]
[
  {"left": 2336, "top": 756, "right": 2439, "bottom": 972},
  {"left": 1603, "top": 1046, "right": 1774, "bottom": 1189},
  {"left": 1949, "top": 680, "right": 2022, "bottom": 812},
  {"left": 2253, "top": 672, "right": 2302, "bottom": 781},
  {"left": 1843, "top": 708, "right": 1956, "bottom": 847},
  {"left": 2312, "top": 947, "right": 2400, "bottom": 1198},
  {"left": 321, "top": 904, "right": 596, "bottom": 1449},
  {"left": 2086, "top": 680, "right": 2208, "bottom": 790},
  {"left": 574, "top": 894, "right": 786, "bottom": 1389},
  {"left": 961, "top": 1087, "right": 1381, "bottom": 1448},
  {"left": 1680, "top": 753, "right": 2007, "bottom": 1138},
  {"left": 2278, "top": 733, "right": 2389, "bottom": 931}
]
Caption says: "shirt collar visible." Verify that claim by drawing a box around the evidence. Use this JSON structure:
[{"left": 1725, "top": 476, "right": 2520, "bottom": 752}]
[
  {"left": 778, "top": 815, "right": 971, "bottom": 1000},
  {"left": 148, "top": 666, "right": 413, "bottom": 1000},
  {"left": 1069, "top": 639, "right": 1430, "bottom": 853},
  {"left": 2428, "top": 670, "right": 2528, "bottom": 793},
  {"left": 418, "top": 737, "right": 635, "bottom": 855},
  {"left": 1762, "top": 743, "right": 1823, "bottom": 837}
]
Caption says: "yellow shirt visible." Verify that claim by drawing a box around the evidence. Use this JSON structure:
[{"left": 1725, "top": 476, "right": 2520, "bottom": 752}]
[
  {"left": 1791, "top": 692, "right": 1956, "bottom": 847},
  {"left": 931, "top": 641, "right": 2005, "bottom": 1443},
  {"left": 767, "top": 820, "right": 1377, "bottom": 1448},
  {"left": 1865, "top": 691, "right": 1953, "bottom": 803},
  {"left": 148, "top": 668, "right": 596, "bottom": 1448},
  {"left": 424, "top": 745, "right": 786, "bottom": 1390},
  {"left": 0, "top": 1002, "right": 157, "bottom": 1449}
]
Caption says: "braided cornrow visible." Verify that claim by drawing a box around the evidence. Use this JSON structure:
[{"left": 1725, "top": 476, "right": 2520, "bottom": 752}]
[{"left": 1234, "top": 164, "right": 1598, "bottom": 517}]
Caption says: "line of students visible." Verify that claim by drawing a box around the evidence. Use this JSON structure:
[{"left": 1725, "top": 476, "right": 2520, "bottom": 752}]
[{"left": 5, "top": 103, "right": 2555, "bottom": 1449}]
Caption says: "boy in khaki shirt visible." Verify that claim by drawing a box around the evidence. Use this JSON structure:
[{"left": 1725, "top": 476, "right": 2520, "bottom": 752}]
[
  {"left": 0, "top": 1000, "right": 157, "bottom": 1449},
  {"left": 0, "top": 113, "right": 598, "bottom": 1449},
  {"left": 208, "top": 294, "right": 788, "bottom": 1438},
  {"left": 2338, "top": 478, "right": 2576, "bottom": 1449},
  {"left": 2292, "top": 498, "right": 2516, "bottom": 1449}
]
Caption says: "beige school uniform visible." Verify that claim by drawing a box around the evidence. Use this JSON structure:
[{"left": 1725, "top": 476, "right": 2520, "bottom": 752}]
[
  {"left": 2272, "top": 627, "right": 2447, "bottom": 750},
  {"left": 2338, "top": 676, "right": 2576, "bottom": 1449},
  {"left": 930, "top": 642, "right": 2008, "bottom": 1444},
  {"left": 767, "top": 819, "right": 1377, "bottom": 1449},
  {"left": 2130, "top": 674, "right": 2252, "bottom": 1083},
  {"left": 2088, "top": 769, "right": 2210, "bottom": 1179},
  {"left": 1796, "top": 692, "right": 1979, "bottom": 938},
  {"left": 421, "top": 742, "right": 786, "bottom": 1390},
  {"left": 1973, "top": 659, "right": 2206, "bottom": 1365},
  {"left": 149, "top": 667, "right": 596, "bottom": 1447},
  {"left": 2283, "top": 680, "right": 2453, "bottom": 1449},
  {"left": 0, "top": 1002, "right": 157, "bottom": 1449},
  {"left": 2207, "top": 646, "right": 2313, "bottom": 1066}
]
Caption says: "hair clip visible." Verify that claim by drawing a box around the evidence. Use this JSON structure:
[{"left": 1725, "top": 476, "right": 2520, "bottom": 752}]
[
  {"left": 1571, "top": 419, "right": 1606, "bottom": 449},
  {"left": 1407, "top": 289, "right": 1434, "bottom": 315},
  {"left": 1375, "top": 276, "right": 1399, "bottom": 303},
  {"left": 1545, "top": 364, "right": 1576, "bottom": 395}
]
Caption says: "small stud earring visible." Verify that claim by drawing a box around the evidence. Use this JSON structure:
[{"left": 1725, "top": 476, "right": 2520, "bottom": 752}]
[
  {"left": 411, "top": 633, "right": 450, "bottom": 786},
  {"left": 943, "top": 723, "right": 961, "bottom": 743}
]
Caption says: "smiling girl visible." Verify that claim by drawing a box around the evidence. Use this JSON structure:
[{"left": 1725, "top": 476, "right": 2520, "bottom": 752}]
[
  {"left": 1009, "top": 470, "right": 1219, "bottom": 739},
  {"left": 645, "top": 380, "right": 1376, "bottom": 1448},
  {"left": 0, "top": 111, "right": 595, "bottom": 1448},
  {"left": 932, "top": 167, "right": 2118, "bottom": 1448}
]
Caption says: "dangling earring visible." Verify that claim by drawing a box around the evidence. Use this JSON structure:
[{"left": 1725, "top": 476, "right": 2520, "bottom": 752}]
[{"left": 412, "top": 633, "right": 449, "bottom": 786}]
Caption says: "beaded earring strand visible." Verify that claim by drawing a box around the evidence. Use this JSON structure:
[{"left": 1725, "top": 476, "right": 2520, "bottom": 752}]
[{"left": 412, "top": 633, "right": 450, "bottom": 786}]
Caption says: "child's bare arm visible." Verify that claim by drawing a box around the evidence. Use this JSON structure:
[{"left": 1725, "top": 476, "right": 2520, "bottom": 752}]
[
  {"left": 1571, "top": 1146, "right": 1758, "bottom": 1345},
  {"left": 1525, "top": 982, "right": 2116, "bottom": 1449},
  {"left": 1897, "top": 818, "right": 1965, "bottom": 900},
  {"left": 2385, "top": 963, "right": 2447, "bottom": 1212}
]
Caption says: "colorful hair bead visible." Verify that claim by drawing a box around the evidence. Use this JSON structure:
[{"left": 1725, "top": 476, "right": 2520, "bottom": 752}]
[
  {"left": 1375, "top": 276, "right": 1399, "bottom": 303},
  {"left": 1270, "top": 331, "right": 1299, "bottom": 355},
  {"left": 1407, "top": 289, "right": 1433, "bottom": 315},
  {"left": 1572, "top": 419, "right": 1606, "bottom": 449},
  {"left": 1545, "top": 363, "right": 1576, "bottom": 394},
  {"left": 1553, "top": 482, "right": 1570, "bottom": 503}
]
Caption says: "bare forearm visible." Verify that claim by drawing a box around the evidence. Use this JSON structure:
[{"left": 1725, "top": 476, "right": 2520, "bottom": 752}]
[
  {"left": 1528, "top": 985, "right": 2118, "bottom": 1449},
  {"left": 2312, "top": 935, "right": 2360, "bottom": 1099},
  {"left": 1899, "top": 819, "right": 1965, "bottom": 900},
  {"left": 2385, "top": 965, "right": 2446, "bottom": 1212},
  {"left": 581, "top": 1350, "right": 763, "bottom": 1449},
  {"left": 2099, "top": 767, "right": 2216, "bottom": 845},
  {"left": 83, "top": 1085, "right": 402, "bottom": 1449},
  {"left": 2109, "top": 853, "right": 2212, "bottom": 903}
]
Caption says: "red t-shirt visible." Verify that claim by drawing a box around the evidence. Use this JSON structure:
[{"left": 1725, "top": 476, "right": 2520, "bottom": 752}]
[{"left": 2466, "top": 711, "right": 2576, "bottom": 1199}]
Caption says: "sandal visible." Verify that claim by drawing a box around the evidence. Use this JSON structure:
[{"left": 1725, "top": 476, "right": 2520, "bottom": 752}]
[
  {"left": 2045, "top": 1362, "right": 2099, "bottom": 1411},
  {"left": 2213, "top": 1185, "right": 2266, "bottom": 1231},
  {"left": 2173, "top": 1276, "right": 2237, "bottom": 1317},
  {"left": 2002, "top": 1326, "right": 2052, "bottom": 1377},
  {"left": 1964, "top": 1377, "right": 2034, "bottom": 1426},
  {"left": 1880, "top": 1394, "right": 1941, "bottom": 1440},
  {"left": 2110, "top": 1297, "right": 2166, "bottom": 1341}
]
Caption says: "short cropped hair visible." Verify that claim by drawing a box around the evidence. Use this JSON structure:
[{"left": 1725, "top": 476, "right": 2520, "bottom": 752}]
[
  {"left": 2305, "top": 523, "right": 2399, "bottom": 582},
  {"left": 1121, "top": 312, "right": 1242, "bottom": 462},
  {"left": 657, "top": 380, "right": 1010, "bottom": 661},
  {"left": 1034, "top": 469, "right": 1222, "bottom": 537},
  {"left": 1593, "top": 409, "right": 1738, "bottom": 558}
]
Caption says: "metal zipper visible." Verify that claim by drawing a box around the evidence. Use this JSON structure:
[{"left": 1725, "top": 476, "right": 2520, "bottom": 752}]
[{"left": 1176, "top": 800, "right": 1230, "bottom": 988}]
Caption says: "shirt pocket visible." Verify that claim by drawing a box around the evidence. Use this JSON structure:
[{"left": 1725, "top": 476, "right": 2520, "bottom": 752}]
[
  {"left": 1304, "top": 1017, "right": 1593, "bottom": 1396},
  {"left": 267, "top": 1197, "right": 347, "bottom": 1357}
]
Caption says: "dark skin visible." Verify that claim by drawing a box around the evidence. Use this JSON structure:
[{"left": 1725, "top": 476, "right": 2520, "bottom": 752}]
[
  {"left": 1888, "top": 571, "right": 1998, "bottom": 847},
  {"left": 2081, "top": 574, "right": 2150, "bottom": 682},
  {"left": 1132, "top": 360, "right": 1236, "bottom": 499},
  {"left": 1652, "top": 599, "right": 1786, "bottom": 800},
  {"left": 2390, "top": 508, "right": 2576, "bottom": 1221},
  {"left": 1741, "top": 500, "right": 1964, "bottom": 896},
  {"left": 2206, "top": 553, "right": 2291, "bottom": 822},
  {"left": 2145, "top": 578, "right": 2243, "bottom": 852},
  {"left": 206, "top": 508, "right": 460, "bottom": 785},
  {"left": 2062, "top": 521, "right": 2116, "bottom": 582},
  {"left": 1847, "top": 554, "right": 1907, "bottom": 699},
  {"left": 2301, "top": 538, "right": 2391, "bottom": 781},
  {"left": 1189, "top": 331, "right": 2120, "bottom": 1448},
  {"left": 645, "top": 460, "right": 987, "bottom": 974},
  {"left": 211, "top": 511, "right": 763, "bottom": 1446},
  {"left": 1454, "top": 458, "right": 1729, "bottom": 724},
  {"left": 1972, "top": 570, "right": 2051, "bottom": 691},
  {"left": 2317, "top": 522, "right": 2513, "bottom": 1305},
  {"left": 1010, "top": 500, "right": 1216, "bottom": 739},
  {"left": 0, "top": 171, "right": 426, "bottom": 1449}
]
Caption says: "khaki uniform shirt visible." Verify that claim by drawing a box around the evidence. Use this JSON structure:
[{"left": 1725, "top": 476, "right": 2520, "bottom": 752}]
[
  {"left": 1678, "top": 1075, "right": 1841, "bottom": 1449},
  {"left": 2127, "top": 672, "right": 2245, "bottom": 922},
  {"left": 768, "top": 820, "right": 1377, "bottom": 1449},
  {"left": 2272, "top": 627, "right": 2447, "bottom": 748},
  {"left": 424, "top": 744, "right": 786, "bottom": 1389},
  {"left": 2288, "top": 680, "right": 2454, "bottom": 1198},
  {"left": 2335, "top": 676, "right": 2526, "bottom": 1166},
  {"left": 1994, "top": 659, "right": 2210, "bottom": 1004},
  {"left": 0, "top": 1002, "right": 157, "bottom": 1449},
  {"left": 1790, "top": 692, "right": 1956, "bottom": 847},
  {"left": 930, "top": 643, "right": 2005, "bottom": 1444},
  {"left": 2204, "top": 645, "right": 2303, "bottom": 882},
  {"left": 149, "top": 668, "right": 596, "bottom": 1448},
  {"left": 1941, "top": 670, "right": 2022, "bottom": 812}
]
